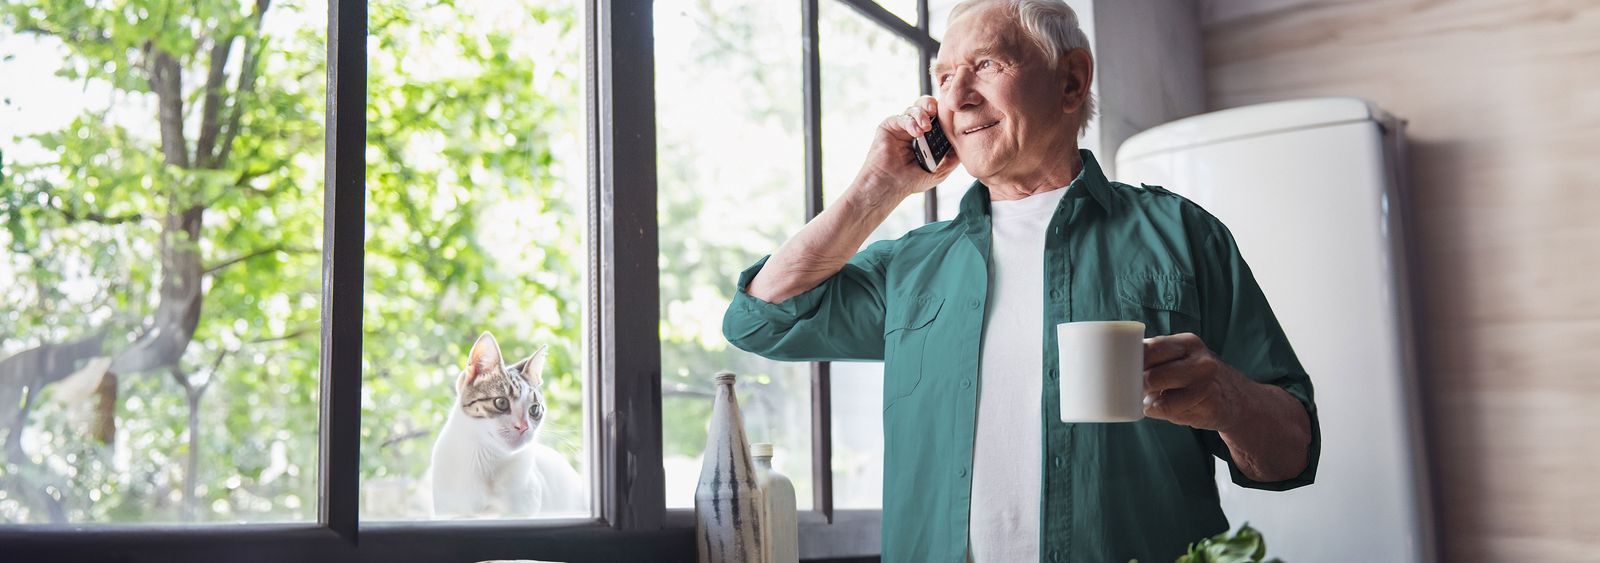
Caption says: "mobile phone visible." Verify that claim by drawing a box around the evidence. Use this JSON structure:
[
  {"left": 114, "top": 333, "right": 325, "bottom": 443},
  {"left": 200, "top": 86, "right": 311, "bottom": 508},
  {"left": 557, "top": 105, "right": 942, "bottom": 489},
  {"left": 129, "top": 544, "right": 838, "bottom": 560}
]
[{"left": 911, "top": 115, "right": 952, "bottom": 173}]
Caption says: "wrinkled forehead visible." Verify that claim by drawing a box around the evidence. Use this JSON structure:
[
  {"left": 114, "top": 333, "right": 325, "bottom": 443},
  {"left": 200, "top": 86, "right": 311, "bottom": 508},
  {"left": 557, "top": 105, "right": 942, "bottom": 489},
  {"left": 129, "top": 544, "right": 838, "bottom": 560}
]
[{"left": 934, "top": 5, "right": 1030, "bottom": 70}]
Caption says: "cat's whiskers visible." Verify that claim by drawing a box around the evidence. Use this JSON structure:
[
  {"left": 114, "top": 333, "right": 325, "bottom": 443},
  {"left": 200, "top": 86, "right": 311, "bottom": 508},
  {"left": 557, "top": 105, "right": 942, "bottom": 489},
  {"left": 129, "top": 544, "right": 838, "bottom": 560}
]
[{"left": 536, "top": 427, "right": 581, "bottom": 450}]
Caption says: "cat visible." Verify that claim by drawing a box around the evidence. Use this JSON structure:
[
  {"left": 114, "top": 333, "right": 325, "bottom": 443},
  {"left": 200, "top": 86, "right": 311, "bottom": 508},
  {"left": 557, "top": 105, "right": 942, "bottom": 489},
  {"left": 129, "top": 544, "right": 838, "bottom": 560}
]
[{"left": 428, "top": 332, "right": 585, "bottom": 517}]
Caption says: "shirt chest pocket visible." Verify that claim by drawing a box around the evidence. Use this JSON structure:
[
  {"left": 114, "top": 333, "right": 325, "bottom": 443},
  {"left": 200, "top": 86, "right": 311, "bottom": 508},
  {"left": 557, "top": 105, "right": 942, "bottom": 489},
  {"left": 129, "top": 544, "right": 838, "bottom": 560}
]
[
  {"left": 882, "top": 296, "right": 943, "bottom": 410},
  {"left": 1116, "top": 274, "right": 1201, "bottom": 338}
]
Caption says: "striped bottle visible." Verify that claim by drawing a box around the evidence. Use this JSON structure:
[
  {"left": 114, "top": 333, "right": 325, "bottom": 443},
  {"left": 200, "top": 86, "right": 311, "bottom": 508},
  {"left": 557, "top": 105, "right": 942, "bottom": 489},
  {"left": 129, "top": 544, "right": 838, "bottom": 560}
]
[{"left": 695, "top": 371, "right": 767, "bottom": 563}]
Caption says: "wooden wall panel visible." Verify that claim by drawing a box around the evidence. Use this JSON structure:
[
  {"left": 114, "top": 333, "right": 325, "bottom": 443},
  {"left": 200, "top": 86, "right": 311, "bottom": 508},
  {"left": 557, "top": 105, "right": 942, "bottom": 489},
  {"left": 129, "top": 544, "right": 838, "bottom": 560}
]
[{"left": 1200, "top": 1, "right": 1600, "bottom": 561}]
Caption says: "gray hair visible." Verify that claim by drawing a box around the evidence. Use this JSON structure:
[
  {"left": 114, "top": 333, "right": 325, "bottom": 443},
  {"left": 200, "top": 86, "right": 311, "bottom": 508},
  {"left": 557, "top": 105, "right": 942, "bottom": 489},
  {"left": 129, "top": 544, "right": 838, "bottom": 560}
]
[{"left": 947, "top": 0, "right": 1097, "bottom": 138}]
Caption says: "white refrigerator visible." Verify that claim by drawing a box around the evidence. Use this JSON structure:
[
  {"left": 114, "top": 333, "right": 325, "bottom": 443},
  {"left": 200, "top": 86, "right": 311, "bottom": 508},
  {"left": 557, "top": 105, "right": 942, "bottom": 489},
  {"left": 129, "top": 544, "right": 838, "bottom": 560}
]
[{"left": 1115, "top": 97, "right": 1436, "bottom": 563}]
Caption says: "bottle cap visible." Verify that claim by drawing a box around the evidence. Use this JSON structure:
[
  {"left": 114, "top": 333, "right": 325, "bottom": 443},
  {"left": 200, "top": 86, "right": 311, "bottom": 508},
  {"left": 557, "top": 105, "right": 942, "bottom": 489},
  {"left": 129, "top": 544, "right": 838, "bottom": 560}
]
[
  {"left": 714, "top": 371, "right": 737, "bottom": 385},
  {"left": 751, "top": 442, "right": 773, "bottom": 458}
]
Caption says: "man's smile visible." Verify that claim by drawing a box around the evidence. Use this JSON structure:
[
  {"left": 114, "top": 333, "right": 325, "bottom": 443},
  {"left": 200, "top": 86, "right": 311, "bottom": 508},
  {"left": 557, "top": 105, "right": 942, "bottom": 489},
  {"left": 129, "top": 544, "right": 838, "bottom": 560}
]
[{"left": 963, "top": 121, "right": 1000, "bottom": 135}]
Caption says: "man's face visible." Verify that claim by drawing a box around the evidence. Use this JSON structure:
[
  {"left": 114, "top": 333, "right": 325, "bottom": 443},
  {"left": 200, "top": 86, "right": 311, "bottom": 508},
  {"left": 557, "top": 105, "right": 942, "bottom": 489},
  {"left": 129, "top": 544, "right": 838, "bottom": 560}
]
[{"left": 932, "top": 4, "right": 1081, "bottom": 182}]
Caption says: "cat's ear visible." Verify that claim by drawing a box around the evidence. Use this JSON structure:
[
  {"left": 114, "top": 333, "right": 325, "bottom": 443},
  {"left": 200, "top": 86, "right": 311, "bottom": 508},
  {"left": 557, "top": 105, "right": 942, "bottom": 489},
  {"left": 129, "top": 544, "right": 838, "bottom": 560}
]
[
  {"left": 511, "top": 345, "right": 548, "bottom": 387},
  {"left": 460, "top": 332, "right": 503, "bottom": 392}
]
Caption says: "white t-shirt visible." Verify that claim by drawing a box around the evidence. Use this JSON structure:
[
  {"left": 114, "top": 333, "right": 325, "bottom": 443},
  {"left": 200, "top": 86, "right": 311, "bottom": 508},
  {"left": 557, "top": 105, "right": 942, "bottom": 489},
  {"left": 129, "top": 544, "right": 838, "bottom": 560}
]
[{"left": 968, "top": 186, "right": 1068, "bottom": 563}]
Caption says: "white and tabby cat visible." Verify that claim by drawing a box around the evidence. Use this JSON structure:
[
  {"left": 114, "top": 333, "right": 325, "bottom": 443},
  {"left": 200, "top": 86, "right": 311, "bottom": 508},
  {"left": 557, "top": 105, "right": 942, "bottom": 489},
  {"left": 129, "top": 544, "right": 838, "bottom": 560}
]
[{"left": 429, "top": 332, "right": 584, "bottom": 517}]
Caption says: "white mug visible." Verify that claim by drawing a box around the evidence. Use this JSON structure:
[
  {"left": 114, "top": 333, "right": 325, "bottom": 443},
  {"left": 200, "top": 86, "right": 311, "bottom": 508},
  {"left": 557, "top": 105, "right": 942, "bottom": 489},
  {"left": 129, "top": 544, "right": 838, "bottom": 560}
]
[{"left": 1056, "top": 320, "right": 1146, "bottom": 423}]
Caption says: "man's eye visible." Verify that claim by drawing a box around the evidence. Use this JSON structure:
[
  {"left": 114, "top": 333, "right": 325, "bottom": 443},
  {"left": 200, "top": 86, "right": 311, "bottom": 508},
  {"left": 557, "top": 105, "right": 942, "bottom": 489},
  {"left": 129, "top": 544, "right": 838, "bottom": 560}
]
[{"left": 977, "top": 60, "right": 995, "bottom": 70}]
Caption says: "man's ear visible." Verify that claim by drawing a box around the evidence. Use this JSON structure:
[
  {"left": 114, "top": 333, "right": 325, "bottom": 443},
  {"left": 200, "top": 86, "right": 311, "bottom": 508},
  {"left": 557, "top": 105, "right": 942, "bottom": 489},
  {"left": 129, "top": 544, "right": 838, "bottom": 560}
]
[
  {"left": 1059, "top": 48, "right": 1094, "bottom": 115},
  {"left": 511, "top": 345, "right": 549, "bottom": 387},
  {"left": 458, "top": 332, "right": 503, "bottom": 393}
]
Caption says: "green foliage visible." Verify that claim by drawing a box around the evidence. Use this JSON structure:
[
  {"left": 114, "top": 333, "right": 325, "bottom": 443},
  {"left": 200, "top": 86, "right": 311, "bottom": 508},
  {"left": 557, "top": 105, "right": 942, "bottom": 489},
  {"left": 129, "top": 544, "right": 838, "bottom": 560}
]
[
  {"left": 1130, "top": 523, "right": 1284, "bottom": 563},
  {"left": 1, "top": 0, "right": 587, "bottom": 523},
  {"left": 1178, "top": 523, "right": 1282, "bottom": 563}
]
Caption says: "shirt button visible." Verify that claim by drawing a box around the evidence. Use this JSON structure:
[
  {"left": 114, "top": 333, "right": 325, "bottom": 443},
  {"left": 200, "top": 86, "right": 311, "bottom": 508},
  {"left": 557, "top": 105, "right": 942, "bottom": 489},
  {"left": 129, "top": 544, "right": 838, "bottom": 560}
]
[
  {"left": 968, "top": 298, "right": 980, "bottom": 309},
  {"left": 1050, "top": 549, "right": 1062, "bottom": 561},
  {"left": 1049, "top": 289, "right": 1061, "bottom": 299},
  {"left": 957, "top": 468, "right": 967, "bottom": 478},
  {"left": 960, "top": 378, "right": 973, "bottom": 389},
  {"left": 1053, "top": 456, "right": 1065, "bottom": 468},
  {"left": 1048, "top": 368, "right": 1058, "bottom": 380}
]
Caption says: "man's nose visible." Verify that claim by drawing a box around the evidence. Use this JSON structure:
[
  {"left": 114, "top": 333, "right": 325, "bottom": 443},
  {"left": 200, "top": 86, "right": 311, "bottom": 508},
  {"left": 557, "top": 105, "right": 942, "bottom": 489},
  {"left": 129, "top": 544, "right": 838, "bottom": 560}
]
[{"left": 944, "top": 70, "right": 983, "bottom": 111}]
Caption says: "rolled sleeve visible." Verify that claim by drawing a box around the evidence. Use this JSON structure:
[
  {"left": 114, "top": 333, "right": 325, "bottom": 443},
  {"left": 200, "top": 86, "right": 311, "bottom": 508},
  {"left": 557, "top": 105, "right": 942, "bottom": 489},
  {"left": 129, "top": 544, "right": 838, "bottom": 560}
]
[
  {"left": 722, "top": 240, "right": 896, "bottom": 362},
  {"left": 1194, "top": 214, "right": 1321, "bottom": 492}
]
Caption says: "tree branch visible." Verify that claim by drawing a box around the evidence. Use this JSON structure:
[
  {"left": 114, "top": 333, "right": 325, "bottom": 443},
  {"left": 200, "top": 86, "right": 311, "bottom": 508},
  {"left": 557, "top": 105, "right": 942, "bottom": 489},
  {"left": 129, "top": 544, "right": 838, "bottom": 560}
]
[
  {"left": 0, "top": 332, "right": 109, "bottom": 458},
  {"left": 147, "top": 48, "right": 189, "bottom": 168},
  {"left": 106, "top": 207, "right": 205, "bottom": 376},
  {"left": 41, "top": 195, "right": 146, "bottom": 225},
  {"left": 195, "top": 348, "right": 231, "bottom": 395},
  {"left": 14, "top": 24, "right": 112, "bottom": 47},
  {"left": 380, "top": 429, "right": 432, "bottom": 450},
  {"left": 169, "top": 363, "right": 194, "bottom": 393},
  {"left": 203, "top": 244, "right": 315, "bottom": 275},
  {"left": 215, "top": 0, "right": 273, "bottom": 168},
  {"left": 248, "top": 325, "right": 317, "bottom": 345},
  {"left": 194, "top": 35, "right": 236, "bottom": 169}
]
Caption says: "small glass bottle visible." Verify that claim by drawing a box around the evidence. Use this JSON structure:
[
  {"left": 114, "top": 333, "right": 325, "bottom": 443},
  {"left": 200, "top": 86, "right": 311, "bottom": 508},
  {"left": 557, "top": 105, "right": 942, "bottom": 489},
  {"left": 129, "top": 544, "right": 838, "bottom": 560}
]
[{"left": 752, "top": 442, "right": 798, "bottom": 563}]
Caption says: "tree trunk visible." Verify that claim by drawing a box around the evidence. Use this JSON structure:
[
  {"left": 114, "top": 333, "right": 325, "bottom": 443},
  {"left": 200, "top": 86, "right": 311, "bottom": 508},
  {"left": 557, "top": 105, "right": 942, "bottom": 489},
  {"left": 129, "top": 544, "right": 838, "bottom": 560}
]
[
  {"left": 176, "top": 368, "right": 204, "bottom": 523},
  {"left": 0, "top": 333, "right": 107, "bottom": 458},
  {"left": 148, "top": 48, "right": 188, "bottom": 168},
  {"left": 104, "top": 45, "right": 206, "bottom": 378}
]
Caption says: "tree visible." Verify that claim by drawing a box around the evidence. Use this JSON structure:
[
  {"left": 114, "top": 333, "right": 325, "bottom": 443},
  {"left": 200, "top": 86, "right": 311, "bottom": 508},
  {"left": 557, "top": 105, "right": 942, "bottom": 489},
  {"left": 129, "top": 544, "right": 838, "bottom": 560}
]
[{"left": 1, "top": 0, "right": 585, "bottom": 523}]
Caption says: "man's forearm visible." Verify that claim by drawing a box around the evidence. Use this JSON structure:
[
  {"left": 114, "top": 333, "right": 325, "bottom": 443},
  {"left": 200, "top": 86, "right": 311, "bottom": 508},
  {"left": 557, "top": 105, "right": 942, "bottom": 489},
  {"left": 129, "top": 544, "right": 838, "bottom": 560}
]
[
  {"left": 1218, "top": 382, "right": 1312, "bottom": 482},
  {"left": 745, "top": 177, "right": 907, "bottom": 303}
]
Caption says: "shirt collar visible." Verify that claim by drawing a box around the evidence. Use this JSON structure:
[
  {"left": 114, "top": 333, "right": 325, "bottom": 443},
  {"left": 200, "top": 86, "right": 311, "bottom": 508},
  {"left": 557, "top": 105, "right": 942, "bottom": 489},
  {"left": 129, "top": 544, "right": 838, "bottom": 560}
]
[{"left": 956, "top": 148, "right": 1117, "bottom": 223}]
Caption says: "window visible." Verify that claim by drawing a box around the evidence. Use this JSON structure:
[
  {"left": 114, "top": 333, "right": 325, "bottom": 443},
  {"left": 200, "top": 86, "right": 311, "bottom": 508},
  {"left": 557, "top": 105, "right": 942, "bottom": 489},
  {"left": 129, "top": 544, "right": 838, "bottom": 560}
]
[
  {"left": 1, "top": 0, "right": 327, "bottom": 524},
  {"left": 654, "top": 0, "right": 815, "bottom": 511},
  {"left": 359, "top": 0, "right": 592, "bottom": 521},
  {"left": 1, "top": 0, "right": 945, "bottom": 559},
  {"left": 818, "top": 0, "right": 923, "bottom": 510}
]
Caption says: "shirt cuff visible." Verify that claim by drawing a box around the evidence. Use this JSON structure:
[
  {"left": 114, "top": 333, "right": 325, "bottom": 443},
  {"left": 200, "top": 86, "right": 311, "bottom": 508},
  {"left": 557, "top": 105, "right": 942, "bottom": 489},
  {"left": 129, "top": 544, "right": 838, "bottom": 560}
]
[
  {"left": 724, "top": 255, "right": 829, "bottom": 342},
  {"left": 1207, "top": 378, "right": 1321, "bottom": 492}
]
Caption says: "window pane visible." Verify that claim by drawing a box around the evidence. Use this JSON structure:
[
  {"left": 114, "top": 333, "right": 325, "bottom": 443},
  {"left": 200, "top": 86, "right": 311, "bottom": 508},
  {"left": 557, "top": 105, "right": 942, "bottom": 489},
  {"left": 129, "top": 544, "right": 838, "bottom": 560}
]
[
  {"left": 655, "top": 0, "right": 815, "bottom": 511},
  {"left": 820, "top": 0, "right": 926, "bottom": 245},
  {"left": 930, "top": 0, "right": 961, "bottom": 41},
  {"left": 820, "top": 0, "right": 923, "bottom": 510},
  {"left": 0, "top": 1, "right": 325, "bottom": 523},
  {"left": 935, "top": 164, "right": 978, "bottom": 222},
  {"left": 877, "top": 0, "right": 921, "bottom": 29},
  {"left": 359, "top": 0, "right": 591, "bottom": 520}
]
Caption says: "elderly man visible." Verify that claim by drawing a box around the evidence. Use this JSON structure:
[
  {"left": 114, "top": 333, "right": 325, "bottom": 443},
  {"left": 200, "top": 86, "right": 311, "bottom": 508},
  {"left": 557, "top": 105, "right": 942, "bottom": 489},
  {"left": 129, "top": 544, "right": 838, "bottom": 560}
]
[{"left": 722, "top": 0, "right": 1319, "bottom": 561}]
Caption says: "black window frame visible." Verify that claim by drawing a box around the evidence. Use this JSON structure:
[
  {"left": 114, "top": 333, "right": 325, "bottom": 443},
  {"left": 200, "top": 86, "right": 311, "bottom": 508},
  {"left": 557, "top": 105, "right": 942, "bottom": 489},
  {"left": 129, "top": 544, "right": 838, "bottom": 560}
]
[{"left": 0, "top": 0, "right": 941, "bottom": 561}]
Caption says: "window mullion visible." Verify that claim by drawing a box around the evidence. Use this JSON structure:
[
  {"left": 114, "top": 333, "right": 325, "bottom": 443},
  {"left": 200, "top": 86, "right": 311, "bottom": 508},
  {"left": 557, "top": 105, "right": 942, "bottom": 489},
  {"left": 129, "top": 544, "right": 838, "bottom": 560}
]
[
  {"left": 800, "top": 0, "right": 836, "bottom": 524},
  {"left": 594, "top": 0, "right": 665, "bottom": 531},
  {"left": 835, "top": 0, "right": 936, "bottom": 51},
  {"left": 919, "top": 0, "right": 938, "bottom": 223},
  {"left": 318, "top": 0, "right": 367, "bottom": 543}
]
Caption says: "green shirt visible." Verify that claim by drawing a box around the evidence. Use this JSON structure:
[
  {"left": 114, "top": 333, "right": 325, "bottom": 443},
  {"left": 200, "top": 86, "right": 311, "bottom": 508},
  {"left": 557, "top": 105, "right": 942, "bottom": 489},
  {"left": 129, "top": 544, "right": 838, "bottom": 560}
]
[{"left": 722, "top": 149, "right": 1320, "bottom": 563}]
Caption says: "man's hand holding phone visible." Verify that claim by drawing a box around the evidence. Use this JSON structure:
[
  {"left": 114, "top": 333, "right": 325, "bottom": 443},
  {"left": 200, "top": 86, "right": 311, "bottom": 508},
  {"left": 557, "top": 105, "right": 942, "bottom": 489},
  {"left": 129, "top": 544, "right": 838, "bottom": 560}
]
[{"left": 852, "top": 96, "right": 961, "bottom": 205}]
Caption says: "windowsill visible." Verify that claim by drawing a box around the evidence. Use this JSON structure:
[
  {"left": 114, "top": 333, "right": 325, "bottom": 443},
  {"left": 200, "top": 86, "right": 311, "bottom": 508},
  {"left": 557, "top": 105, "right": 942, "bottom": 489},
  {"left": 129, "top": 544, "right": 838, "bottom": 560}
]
[{"left": 663, "top": 508, "right": 882, "bottom": 560}]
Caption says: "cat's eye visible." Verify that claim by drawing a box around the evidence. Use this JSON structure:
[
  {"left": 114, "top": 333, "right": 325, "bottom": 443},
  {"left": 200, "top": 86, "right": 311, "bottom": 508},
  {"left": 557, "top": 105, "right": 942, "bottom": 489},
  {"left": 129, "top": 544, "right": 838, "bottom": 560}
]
[
  {"left": 492, "top": 397, "right": 509, "bottom": 412},
  {"left": 529, "top": 403, "right": 543, "bottom": 419}
]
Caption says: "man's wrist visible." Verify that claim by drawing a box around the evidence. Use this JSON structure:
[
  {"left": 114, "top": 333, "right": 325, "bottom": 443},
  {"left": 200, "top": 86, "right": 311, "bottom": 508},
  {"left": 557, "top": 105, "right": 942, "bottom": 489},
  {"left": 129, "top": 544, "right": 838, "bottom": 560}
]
[
  {"left": 1215, "top": 373, "right": 1271, "bottom": 435},
  {"left": 842, "top": 174, "right": 909, "bottom": 214}
]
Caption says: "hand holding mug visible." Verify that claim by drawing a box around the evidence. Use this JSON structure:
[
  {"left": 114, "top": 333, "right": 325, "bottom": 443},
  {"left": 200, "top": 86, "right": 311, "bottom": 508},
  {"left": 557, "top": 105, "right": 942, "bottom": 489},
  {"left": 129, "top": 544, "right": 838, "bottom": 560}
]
[{"left": 1140, "top": 332, "right": 1252, "bottom": 432}]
